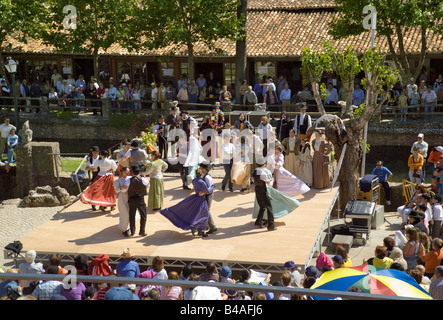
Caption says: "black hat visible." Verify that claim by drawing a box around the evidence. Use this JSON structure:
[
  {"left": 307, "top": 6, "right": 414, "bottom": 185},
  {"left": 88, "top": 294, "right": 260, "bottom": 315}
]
[
  {"left": 180, "top": 110, "right": 189, "bottom": 116},
  {"left": 131, "top": 165, "right": 141, "bottom": 174},
  {"left": 199, "top": 162, "right": 211, "bottom": 171},
  {"left": 91, "top": 146, "right": 100, "bottom": 152},
  {"left": 433, "top": 194, "right": 442, "bottom": 203},
  {"left": 408, "top": 210, "right": 424, "bottom": 220},
  {"left": 130, "top": 140, "right": 140, "bottom": 148},
  {"left": 158, "top": 114, "right": 164, "bottom": 119}
]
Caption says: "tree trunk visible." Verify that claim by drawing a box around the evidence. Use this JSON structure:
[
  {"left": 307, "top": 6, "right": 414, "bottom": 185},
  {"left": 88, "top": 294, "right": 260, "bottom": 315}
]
[
  {"left": 187, "top": 42, "right": 195, "bottom": 82},
  {"left": 325, "top": 121, "right": 363, "bottom": 212},
  {"left": 311, "top": 79, "right": 326, "bottom": 115},
  {"left": 93, "top": 49, "right": 99, "bottom": 80},
  {"left": 235, "top": 0, "right": 247, "bottom": 103}
]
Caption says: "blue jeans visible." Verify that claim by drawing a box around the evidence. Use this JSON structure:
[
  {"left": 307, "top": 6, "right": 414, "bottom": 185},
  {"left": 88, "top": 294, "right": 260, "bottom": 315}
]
[
  {"left": 424, "top": 102, "right": 434, "bottom": 121},
  {"left": 7, "top": 147, "right": 15, "bottom": 163}
]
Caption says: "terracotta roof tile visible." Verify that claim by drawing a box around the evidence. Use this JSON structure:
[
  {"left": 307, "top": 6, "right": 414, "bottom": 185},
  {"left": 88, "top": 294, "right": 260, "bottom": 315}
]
[{"left": 4, "top": 10, "right": 443, "bottom": 58}]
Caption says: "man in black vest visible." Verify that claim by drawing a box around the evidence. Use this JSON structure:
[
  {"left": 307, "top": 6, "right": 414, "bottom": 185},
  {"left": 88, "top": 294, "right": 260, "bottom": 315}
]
[
  {"left": 252, "top": 158, "right": 277, "bottom": 231},
  {"left": 276, "top": 111, "right": 293, "bottom": 142},
  {"left": 293, "top": 103, "right": 312, "bottom": 139},
  {"left": 127, "top": 165, "right": 149, "bottom": 237},
  {"left": 153, "top": 114, "right": 168, "bottom": 159}
]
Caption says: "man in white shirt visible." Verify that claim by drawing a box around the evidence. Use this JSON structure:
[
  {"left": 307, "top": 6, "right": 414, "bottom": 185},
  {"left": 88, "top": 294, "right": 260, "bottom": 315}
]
[
  {"left": 51, "top": 69, "right": 63, "bottom": 89},
  {"left": 279, "top": 84, "right": 292, "bottom": 111},
  {"left": 151, "top": 82, "right": 158, "bottom": 109},
  {"left": 411, "top": 133, "right": 429, "bottom": 183},
  {"left": 221, "top": 133, "right": 235, "bottom": 192},
  {"left": 293, "top": 103, "right": 311, "bottom": 139},
  {"left": 0, "top": 118, "right": 16, "bottom": 157},
  {"left": 431, "top": 194, "right": 443, "bottom": 239},
  {"left": 421, "top": 85, "right": 437, "bottom": 121}
]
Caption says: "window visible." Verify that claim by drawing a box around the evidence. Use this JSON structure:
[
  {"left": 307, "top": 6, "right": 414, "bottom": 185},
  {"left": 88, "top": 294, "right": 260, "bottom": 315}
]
[
  {"left": 180, "top": 62, "right": 189, "bottom": 78},
  {"left": 224, "top": 62, "right": 236, "bottom": 86},
  {"left": 161, "top": 62, "right": 175, "bottom": 86},
  {"left": 255, "top": 61, "right": 276, "bottom": 82}
]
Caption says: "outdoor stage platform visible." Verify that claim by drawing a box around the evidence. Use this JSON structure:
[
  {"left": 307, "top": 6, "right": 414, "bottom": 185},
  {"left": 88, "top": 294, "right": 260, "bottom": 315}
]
[{"left": 18, "top": 176, "right": 340, "bottom": 274}]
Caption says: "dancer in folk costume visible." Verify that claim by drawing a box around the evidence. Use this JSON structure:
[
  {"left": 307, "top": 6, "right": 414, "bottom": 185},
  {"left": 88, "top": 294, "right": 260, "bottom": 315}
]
[
  {"left": 114, "top": 166, "right": 137, "bottom": 237},
  {"left": 145, "top": 150, "right": 168, "bottom": 210},
  {"left": 298, "top": 138, "right": 313, "bottom": 187},
  {"left": 160, "top": 168, "right": 215, "bottom": 237},
  {"left": 281, "top": 128, "right": 301, "bottom": 177},
  {"left": 252, "top": 158, "right": 301, "bottom": 226},
  {"left": 273, "top": 146, "right": 310, "bottom": 197},
  {"left": 81, "top": 149, "right": 117, "bottom": 211}
]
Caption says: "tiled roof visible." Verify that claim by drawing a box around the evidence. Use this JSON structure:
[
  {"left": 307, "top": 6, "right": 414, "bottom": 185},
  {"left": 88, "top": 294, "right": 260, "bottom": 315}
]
[
  {"left": 4, "top": 9, "right": 443, "bottom": 58},
  {"left": 246, "top": 0, "right": 336, "bottom": 10}
]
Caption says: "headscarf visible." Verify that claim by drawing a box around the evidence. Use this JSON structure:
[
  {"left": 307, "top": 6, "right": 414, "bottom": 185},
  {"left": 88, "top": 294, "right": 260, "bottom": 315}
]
[
  {"left": 316, "top": 252, "right": 333, "bottom": 272},
  {"left": 88, "top": 254, "right": 113, "bottom": 276}
]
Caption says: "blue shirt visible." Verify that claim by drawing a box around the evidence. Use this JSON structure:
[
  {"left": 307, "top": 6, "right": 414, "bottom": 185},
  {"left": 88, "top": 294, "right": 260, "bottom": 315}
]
[
  {"left": 372, "top": 166, "right": 392, "bottom": 183},
  {"left": 325, "top": 88, "right": 338, "bottom": 104},
  {"left": 353, "top": 88, "right": 365, "bottom": 106},
  {"left": 116, "top": 259, "right": 140, "bottom": 278},
  {"left": 279, "top": 89, "right": 291, "bottom": 101}
]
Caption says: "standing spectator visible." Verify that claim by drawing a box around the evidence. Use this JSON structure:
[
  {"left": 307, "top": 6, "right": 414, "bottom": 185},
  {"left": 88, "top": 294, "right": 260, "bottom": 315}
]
[
  {"left": 421, "top": 238, "right": 443, "bottom": 279},
  {"left": 408, "top": 146, "right": 424, "bottom": 185},
  {"left": 51, "top": 69, "right": 63, "bottom": 88},
  {"left": 6, "top": 128, "right": 18, "bottom": 164},
  {"left": 398, "top": 89, "right": 408, "bottom": 123},
  {"left": 325, "top": 82, "right": 338, "bottom": 106},
  {"left": 276, "top": 75, "right": 288, "bottom": 98},
  {"left": 20, "top": 79, "right": 31, "bottom": 112},
  {"left": 188, "top": 80, "right": 199, "bottom": 110},
  {"left": 430, "top": 266, "right": 443, "bottom": 300},
  {"left": 372, "top": 161, "right": 393, "bottom": 205},
  {"left": 0, "top": 118, "right": 16, "bottom": 158},
  {"left": 116, "top": 248, "right": 140, "bottom": 278},
  {"left": 407, "top": 77, "right": 418, "bottom": 99},
  {"left": 31, "top": 266, "right": 63, "bottom": 300},
  {"left": 409, "top": 85, "right": 421, "bottom": 119},
  {"left": 352, "top": 83, "right": 365, "bottom": 106},
  {"left": 150, "top": 82, "right": 158, "bottom": 109},
  {"left": 75, "top": 74, "right": 86, "bottom": 91},
  {"left": 157, "top": 82, "right": 166, "bottom": 110},
  {"left": 279, "top": 83, "right": 292, "bottom": 111},
  {"left": 431, "top": 194, "right": 443, "bottom": 239},
  {"left": 196, "top": 74, "right": 207, "bottom": 92},
  {"left": 108, "top": 83, "right": 118, "bottom": 110},
  {"left": 428, "top": 146, "right": 443, "bottom": 192},
  {"left": 403, "top": 226, "right": 422, "bottom": 270},
  {"left": 411, "top": 133, "right": 428, "bottom": 183},
  {"left": 243, "top": 86, "right": 258, "bottom": 106},
  {"left": 239, "top": 80, "right": 248, "bottom": 104},
  {"left": 422, "top": 85, "right": 437, "bottom": 121},
  {"left": 126, "top": 83, "right": 135, "bottom": 112},
  {"left": 177, "top": 83, "right": 189, "bottom": 110}
]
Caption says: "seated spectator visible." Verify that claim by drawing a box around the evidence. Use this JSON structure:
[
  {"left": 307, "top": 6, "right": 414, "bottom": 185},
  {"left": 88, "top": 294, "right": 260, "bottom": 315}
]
[
  {"left": 88, "top": 254, "right": 113, "bottom": 276},
  {"left": 279, "top": 271, "right": 294, "bottom": 300},
  {"left": 372, "top": 246, "right": 394, "bottom": 269},
  {"left": 63, "top": 280, "right": 86, "bottom": 300},
  {"left": 219, "top": 266, "right": 234, "bottom": 284},
  {"left": 141, "top": 287, "right": 160, "bottom": 300},
  {"left": 179, "top": 264, "right": 193, "bottom": 281},
  {"left": 183, "top": 274, "right": 200, "bottom": 300},
  {"left": 0, "top": 269, "right": 20, "bottom": 299},
  {"left": 332, "top": 255, "right": 344, "bottom": 269},
  {"left": 74, "top": 254, "right": 89, "bottom": 276},
  {"left": 48, "top": 253, "right": 68, "bottom": 275},
  {"left": 407, "top": 269, "right": 430, "bottom": 292},
  {"left": 389, "top": 247, "right": 408, "bottom": 271},
  {"left": 31, "top": 265, "right": 63, "bottom": 300},
  {"left": 104, "top": 286, "right": 139, "bottom": 300},
  {"left": 199, "top": 262, "right": 220, "bottom": 282},
  {"left": 116, "top": 248, "right": 140, "bottom": 278},
  {"left": 283, "top": 261, "right": 301, "bottom": 286},
  {"left": 335, "top": 246, "right": 352, "bottom": 267},
  {"left": 160, "top": 271, "right": 183, "bottom": 300},
  {"left": 430, "top": 266, "right": 443, "bottom": 299},
  {"left": 18, "top": 250, "right": 45, "bottom": 294},
  {"left": 421, "top": 238, "right": 443, "bottom": 279},
  {"left": 151, "top": 256, "right": 168, "bottom": 280}
]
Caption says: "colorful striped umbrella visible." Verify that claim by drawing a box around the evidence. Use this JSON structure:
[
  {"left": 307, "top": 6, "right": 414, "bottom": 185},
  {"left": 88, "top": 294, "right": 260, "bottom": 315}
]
[{"left": 310, "top": 264, "right": 432, "bottom": 299}]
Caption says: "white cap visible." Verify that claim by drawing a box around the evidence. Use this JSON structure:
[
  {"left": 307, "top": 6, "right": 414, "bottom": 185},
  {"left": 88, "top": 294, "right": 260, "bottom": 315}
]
[{"left": 418, "top": 133, "right": 424, "bottom": 138}]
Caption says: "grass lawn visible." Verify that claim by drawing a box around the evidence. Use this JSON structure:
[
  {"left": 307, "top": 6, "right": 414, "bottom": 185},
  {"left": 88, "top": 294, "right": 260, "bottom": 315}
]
[{"left": 61, "top": 157, "right": 85, "bottom": 173}]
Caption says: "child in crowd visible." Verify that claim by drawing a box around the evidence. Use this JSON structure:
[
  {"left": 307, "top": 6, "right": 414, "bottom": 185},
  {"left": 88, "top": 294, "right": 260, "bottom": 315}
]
[
  {"left": 133, "top": 89, "right": 141, "bottom": 109},
  {"left": 7, "top": 128, "right": 18, "bottom": 163}
]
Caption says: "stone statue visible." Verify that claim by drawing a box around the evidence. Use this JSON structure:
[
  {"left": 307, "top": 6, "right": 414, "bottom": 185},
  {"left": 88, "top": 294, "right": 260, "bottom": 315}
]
[{"left": 19, "top": 120, "right": 33, "bottom": 144}]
